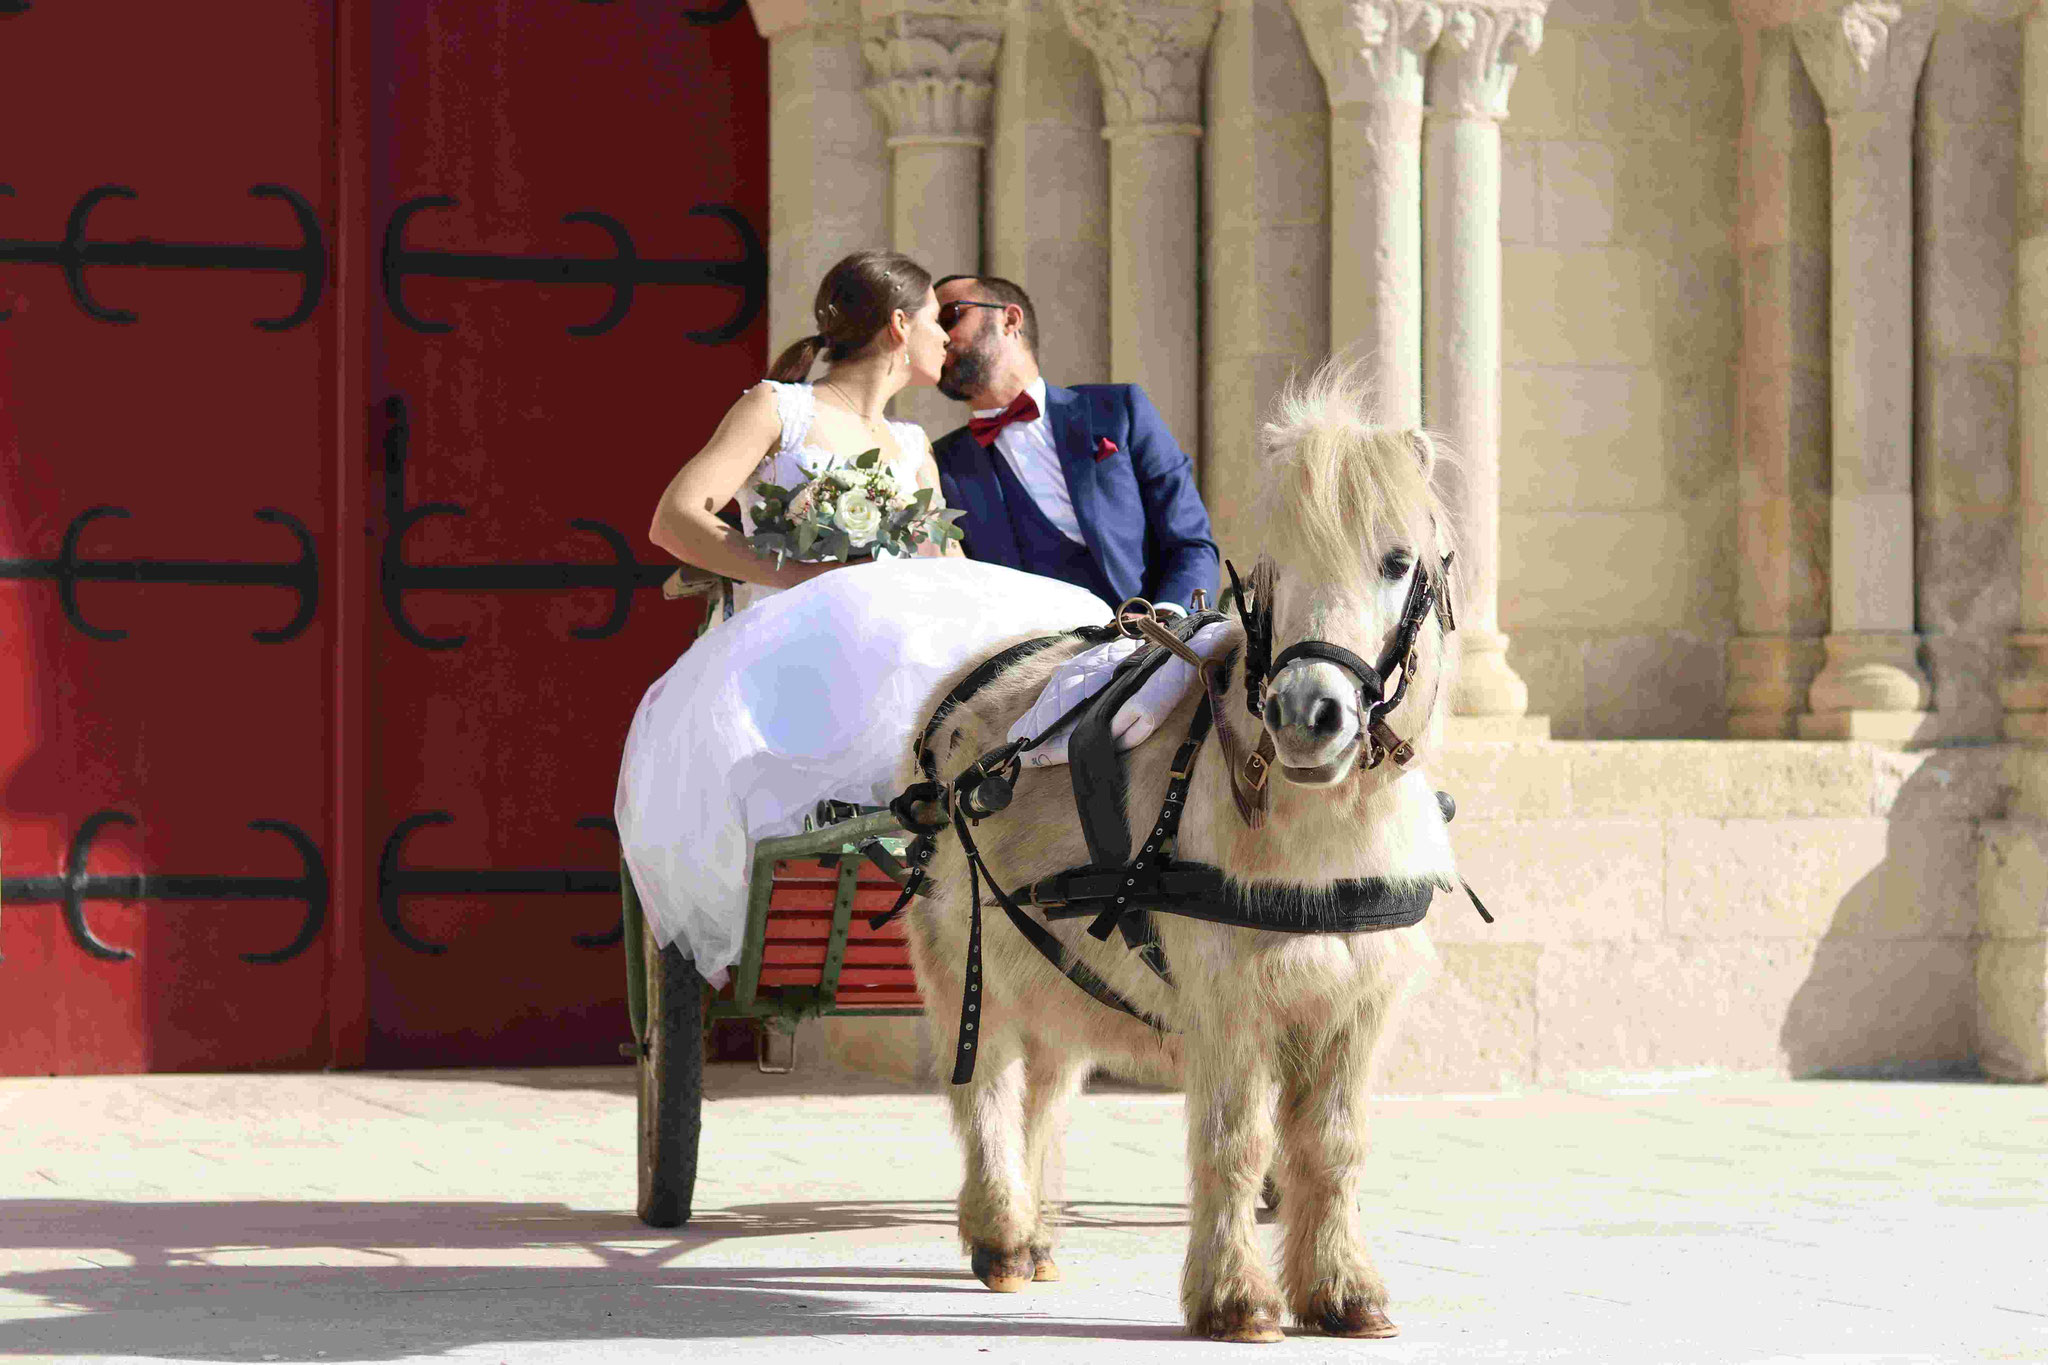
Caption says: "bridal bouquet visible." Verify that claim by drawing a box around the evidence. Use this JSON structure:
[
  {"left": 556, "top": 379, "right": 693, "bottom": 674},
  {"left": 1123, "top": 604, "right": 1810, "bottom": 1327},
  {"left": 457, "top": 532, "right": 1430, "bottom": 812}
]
[{"left": 748, "top": 449, "right": 963, "bottom": 566}]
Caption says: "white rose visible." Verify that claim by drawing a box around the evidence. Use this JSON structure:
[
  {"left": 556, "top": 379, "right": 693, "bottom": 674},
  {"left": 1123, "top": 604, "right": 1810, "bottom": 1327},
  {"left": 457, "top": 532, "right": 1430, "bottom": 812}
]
[{"left": 835, "top": 489, "right": 882, "bottom": 545}]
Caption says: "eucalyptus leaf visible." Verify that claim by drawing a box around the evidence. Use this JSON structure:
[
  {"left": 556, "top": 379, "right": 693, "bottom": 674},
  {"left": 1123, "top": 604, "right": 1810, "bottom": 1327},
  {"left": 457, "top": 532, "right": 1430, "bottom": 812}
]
[
  {"left": 855, "top": 447, "right": 880, "bottom": 470},
  {"left": 795, "top": 519, "right": 818, "bottom": 557}
]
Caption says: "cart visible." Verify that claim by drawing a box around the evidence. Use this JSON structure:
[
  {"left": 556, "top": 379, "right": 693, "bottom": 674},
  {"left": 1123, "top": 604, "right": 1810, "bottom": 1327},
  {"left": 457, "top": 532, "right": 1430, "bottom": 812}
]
[{"left": 620, "top": 558, "right": 925, "bottom": 1228}]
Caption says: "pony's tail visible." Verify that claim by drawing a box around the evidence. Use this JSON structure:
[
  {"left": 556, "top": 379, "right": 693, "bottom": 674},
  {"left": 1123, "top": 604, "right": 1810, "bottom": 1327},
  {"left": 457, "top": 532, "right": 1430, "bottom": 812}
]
[{"left": 767, "top": 334, "right": 827, "bottom": 382}]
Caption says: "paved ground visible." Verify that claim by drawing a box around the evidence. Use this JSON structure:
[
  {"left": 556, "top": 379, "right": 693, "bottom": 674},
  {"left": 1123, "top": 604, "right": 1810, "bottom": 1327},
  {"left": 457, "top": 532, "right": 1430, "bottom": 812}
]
[{"left": 0, "top": 1065, "right": 2043, "bottom": 1364}]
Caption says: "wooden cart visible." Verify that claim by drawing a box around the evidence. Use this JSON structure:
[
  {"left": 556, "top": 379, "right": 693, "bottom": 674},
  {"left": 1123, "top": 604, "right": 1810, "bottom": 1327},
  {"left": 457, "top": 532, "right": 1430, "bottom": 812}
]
[{"left": 620, "top": 558, "right": 925, "bottom": 1228}]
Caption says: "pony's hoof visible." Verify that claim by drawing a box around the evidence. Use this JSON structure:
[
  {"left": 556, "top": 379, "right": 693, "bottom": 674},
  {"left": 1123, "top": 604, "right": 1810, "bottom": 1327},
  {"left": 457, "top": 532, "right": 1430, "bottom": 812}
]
[
  {"left": 971, "top": 1244, "right": 1034, "bottom": 1293},
  {"left": 1316, "top": 1298, "right": 1398, "bottom": 1339},
  {"left": 1192, "top": 1301, "right": 1286, "bottom": 1344},
  {"left": 1030, "top": 1250, "right": 1062, "bottom": 1283}
]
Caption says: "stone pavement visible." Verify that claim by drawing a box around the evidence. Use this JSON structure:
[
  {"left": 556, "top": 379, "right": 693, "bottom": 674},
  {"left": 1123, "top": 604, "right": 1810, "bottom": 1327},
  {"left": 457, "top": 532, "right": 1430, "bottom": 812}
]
[{"left": 0, "top": 1065, "right": 2043, "bottom": 1364}]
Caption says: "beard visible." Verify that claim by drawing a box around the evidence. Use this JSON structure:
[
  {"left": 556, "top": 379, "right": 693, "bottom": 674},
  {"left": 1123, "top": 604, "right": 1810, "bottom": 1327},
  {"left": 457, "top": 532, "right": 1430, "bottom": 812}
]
[{"left": 938, "top": 335, "right": 997, "bottom": 402}]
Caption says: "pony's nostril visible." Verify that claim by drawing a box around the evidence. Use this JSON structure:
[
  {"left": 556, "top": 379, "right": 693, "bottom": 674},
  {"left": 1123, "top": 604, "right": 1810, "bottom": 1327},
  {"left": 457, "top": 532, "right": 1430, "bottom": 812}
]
[
  {"left": 1263, "top": 694, "right": 1286, "bottom": 732},
  {"left": 1308, "top": 696, "right": 1344, "bottom": 738}
]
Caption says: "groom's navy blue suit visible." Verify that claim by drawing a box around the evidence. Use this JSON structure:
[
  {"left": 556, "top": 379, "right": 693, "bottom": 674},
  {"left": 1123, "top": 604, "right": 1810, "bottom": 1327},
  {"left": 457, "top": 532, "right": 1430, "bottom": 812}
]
[{"left": 934, "top": 382, "right": 1219, "bottom": 612}]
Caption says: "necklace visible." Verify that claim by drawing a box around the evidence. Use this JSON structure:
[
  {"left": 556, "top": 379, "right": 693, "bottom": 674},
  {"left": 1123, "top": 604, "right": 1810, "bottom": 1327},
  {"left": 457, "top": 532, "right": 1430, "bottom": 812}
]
[{"left": 820, "top": 379, "right": 887, "bottom": 439}]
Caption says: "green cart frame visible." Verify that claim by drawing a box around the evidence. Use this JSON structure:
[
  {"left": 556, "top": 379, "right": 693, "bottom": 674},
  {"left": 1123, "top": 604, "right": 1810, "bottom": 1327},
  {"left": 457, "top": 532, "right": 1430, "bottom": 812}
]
[{"left": 621, "top": 560, "right": 924, "bottom": 1228}]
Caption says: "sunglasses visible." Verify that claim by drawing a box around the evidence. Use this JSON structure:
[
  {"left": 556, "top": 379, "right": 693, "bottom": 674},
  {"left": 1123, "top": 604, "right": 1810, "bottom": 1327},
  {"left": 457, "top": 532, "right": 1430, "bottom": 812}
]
[{"left": 938, "top": 300, "right": 1006, "bottom": 330}]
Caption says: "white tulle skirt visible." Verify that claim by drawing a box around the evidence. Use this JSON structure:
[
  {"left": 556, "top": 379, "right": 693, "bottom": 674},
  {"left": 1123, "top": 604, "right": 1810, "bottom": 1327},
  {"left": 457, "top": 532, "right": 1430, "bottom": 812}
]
[{"left": 615, "top": 557, "right": 1113, "bottom": 983}]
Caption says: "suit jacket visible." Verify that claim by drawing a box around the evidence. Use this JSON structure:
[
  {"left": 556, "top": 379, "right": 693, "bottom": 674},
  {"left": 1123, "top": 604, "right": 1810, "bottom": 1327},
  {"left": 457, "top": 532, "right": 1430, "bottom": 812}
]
[{"left": 933, "top": 382, "right": 1220, "bottom": 611}]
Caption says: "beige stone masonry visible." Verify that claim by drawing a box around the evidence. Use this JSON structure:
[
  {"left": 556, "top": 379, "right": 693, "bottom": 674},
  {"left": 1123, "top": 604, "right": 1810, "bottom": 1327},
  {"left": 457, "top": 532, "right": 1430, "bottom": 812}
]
[
  {"left": 1914, "top": 12, "right": 2018, "bottom": 745},
  {"left": 1426, "top": 0, "right": 1546, "bottom": 721},
  {"left": 986, "top": 0, "right": 1111, "bottom": 387},
  {"left": 1288, "top": 0, "right": 1443, "bottom": 426},
  {"left": 749, "top": 0, "right": 892, "bottom": 374},
  {"left": 816, "top": 741, "right": 2024, "bottom": 1089},
  {"left": 1201, "top": 0, "right": 1330, "bottom": 562},
  {"left": 863, "top": 0, "right": 1004, "bottom": 434},
  {"left": 1789, "top": 0, "right": 1937, "bottom": 734},
  {"left": 1730, "top": 23, "right": 1830, "bottom": 738},
  {"left": 1062, "top": 0, "right": 1218, "bottom": 455},
  {"left": 2004, "top": 1, "right": 2048, "bottom": 740}
]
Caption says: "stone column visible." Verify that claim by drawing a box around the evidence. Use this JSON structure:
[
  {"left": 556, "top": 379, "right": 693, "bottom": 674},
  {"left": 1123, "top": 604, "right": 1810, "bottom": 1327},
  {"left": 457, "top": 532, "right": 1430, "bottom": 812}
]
[
  {"left": 749, "top": 0, "right": 891, "bottom": 371},
  {"left": 1290, "top": 0, "right": 1442, "bottom": 427},
  {"left": 1727, "top": 23, "right": 1832, "bottom": 738},
  {"left": 1202, "top": 0, "right": 1329, "bottom": 563},
  {"left": 1424, "top": 0, "right": 1543, "bottom": 721},
  {"left": 1061, "top": 0, "right": 1219, "bottom": 455},
  {"left": 2005, "top": 3, "right": 2048, "bottom": 741},
  {"left": 1791, "top": 0, "right": 1936, "bottom": 739},
  {"left": 864, "top": 1, "right": 1003, "bottom": 434}
]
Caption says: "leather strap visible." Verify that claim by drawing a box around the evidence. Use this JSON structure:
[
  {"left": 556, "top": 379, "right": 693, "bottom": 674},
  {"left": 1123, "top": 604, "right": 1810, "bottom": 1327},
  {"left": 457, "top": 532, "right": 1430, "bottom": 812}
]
[{"left": 915, "top": 623, "right": 1120, "bottom": 781}]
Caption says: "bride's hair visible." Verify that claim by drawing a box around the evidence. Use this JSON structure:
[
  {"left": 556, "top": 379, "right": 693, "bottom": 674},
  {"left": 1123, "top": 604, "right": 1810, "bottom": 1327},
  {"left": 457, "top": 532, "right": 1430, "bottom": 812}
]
[{"left": 766, "top": 250, "right": 932, "bottom": 382}]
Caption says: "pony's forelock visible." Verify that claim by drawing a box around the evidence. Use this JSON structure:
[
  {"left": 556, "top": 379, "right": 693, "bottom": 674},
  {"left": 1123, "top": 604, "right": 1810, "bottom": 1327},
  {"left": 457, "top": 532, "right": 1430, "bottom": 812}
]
[{"left": 1252, "top": 359, "right": 1454, "bottom": 579}]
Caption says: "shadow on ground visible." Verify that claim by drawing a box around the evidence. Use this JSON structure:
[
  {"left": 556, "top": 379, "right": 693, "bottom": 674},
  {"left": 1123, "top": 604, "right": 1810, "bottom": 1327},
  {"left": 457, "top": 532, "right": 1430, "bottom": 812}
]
[{"left": 1, "top": 1198, "right": 1192, "bottom": 1360}]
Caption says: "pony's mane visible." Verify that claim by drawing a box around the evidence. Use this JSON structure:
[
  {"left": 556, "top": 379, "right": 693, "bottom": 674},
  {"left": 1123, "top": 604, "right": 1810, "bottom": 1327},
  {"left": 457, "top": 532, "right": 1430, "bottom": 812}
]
[{"left": 1252, "top": 360, "right": 1454, "bottom": 581}]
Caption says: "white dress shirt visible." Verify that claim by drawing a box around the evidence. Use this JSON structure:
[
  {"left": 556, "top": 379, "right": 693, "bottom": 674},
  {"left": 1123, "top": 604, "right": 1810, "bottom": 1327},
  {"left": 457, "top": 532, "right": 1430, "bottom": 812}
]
[{"left": 973, "top": 376, "right": 1085, "bottom": 545}]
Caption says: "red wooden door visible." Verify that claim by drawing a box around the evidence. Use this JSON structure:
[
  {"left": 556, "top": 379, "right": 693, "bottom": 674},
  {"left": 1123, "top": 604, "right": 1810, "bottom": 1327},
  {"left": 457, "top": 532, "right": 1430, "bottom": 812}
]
[
  {"left": 0, "top": 0, "right": 764, "bottom": 1074},
  {"left": 0, "top": 1, "right": 340, "bottom": 1073},
  {"left": 361, "top": 1, "right": 764, "bottom": 1066}
]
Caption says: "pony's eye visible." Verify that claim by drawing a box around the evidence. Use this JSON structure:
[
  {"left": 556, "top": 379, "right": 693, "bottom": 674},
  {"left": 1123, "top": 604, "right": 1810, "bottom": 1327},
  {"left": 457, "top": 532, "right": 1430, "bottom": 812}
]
[{"left": 1379, "top": 550, "right": 1415, "bottom": 582}]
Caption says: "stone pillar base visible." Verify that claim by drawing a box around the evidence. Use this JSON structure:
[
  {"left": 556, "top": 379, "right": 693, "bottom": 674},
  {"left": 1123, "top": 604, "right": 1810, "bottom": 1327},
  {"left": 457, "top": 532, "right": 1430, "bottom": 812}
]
[
  {"left": 1999, "top": 633, "right": 2048, "bottom": 742},
  {"left": 1978, "top": 820, "right": 2048, "bottom": 1083},
  {"left": 1727, "top": 635, "right": 1825, "bottom": 740},
  {"left": 1452, "top": 628, "right": 1530, "bottom": 719},
  {"left": 1795, "top": 709, "right": 1937, "bottom": 742},
  {"left": 1803, "top": 631, "right": 1931, "bottom": 721}
]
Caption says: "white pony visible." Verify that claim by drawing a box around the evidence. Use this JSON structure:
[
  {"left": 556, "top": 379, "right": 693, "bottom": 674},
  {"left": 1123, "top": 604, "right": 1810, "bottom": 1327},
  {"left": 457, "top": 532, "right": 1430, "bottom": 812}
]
[{"left": 902, "top": 360, "right": 1463, "bottom": 1341}]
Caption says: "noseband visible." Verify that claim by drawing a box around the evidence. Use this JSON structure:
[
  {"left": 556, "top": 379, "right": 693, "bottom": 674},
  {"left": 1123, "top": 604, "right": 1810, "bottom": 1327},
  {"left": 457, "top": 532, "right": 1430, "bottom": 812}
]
[{"left": 1224, "top": 550, "right": 1457, "bottom": 774}]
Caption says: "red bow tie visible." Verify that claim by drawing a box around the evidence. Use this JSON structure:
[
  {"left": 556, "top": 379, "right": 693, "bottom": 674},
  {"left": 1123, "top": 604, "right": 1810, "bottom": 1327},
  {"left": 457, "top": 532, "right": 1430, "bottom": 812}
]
[{"left": 967, "top": 390, "right": 1040, "bottom": 447}]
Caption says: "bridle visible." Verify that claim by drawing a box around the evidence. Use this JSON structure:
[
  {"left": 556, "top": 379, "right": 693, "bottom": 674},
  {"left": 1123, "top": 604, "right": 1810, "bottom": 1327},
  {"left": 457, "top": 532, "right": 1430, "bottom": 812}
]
[{"left": 1211, "top": 548, "right": 1457, "bottom": 820}]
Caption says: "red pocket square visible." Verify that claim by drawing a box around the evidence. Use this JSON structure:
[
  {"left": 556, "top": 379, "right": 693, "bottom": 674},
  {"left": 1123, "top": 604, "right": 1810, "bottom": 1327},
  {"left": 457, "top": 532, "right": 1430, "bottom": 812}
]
[{"left": 1093, "top": 437, "right": 1120, "bottom": 461}]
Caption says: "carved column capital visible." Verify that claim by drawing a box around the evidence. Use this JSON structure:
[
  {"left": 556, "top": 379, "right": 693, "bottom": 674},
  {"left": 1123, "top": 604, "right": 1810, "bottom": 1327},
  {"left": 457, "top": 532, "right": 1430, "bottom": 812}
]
[
  {"left": 1428, "top": 2, "right": 1544, "bottom": 119},
  {"left": 1789, "top": 0, "right": 1935, "bottom": 117},
  {"left": 1289, "top": 0, "right": 1444, "bottom": 108},
  {"left": 1060, "top": 0, "right": 1220, "bottom": 130},
  {"left": 863, "top": 10, "right": 1005, "bottom": 145}
]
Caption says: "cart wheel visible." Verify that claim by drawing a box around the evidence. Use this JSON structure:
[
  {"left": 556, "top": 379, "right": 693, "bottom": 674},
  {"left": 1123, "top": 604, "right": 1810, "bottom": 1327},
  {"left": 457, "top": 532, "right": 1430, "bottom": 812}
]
[{"left": 637, "top": 922, "right": 705, "bottom": 1228}]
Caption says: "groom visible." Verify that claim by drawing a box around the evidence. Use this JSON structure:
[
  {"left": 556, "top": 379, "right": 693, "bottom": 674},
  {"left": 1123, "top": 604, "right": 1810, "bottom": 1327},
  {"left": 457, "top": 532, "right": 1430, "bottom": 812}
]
[{"left": 931, "top": 275, "right": 1219, "bottom": 615}]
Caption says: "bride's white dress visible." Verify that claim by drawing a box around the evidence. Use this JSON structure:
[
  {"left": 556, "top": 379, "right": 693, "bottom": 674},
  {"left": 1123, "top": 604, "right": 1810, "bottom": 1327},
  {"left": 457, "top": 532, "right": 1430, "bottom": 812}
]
[{"left": 615, "top": 381, "right": 1111, "bottom": 983}]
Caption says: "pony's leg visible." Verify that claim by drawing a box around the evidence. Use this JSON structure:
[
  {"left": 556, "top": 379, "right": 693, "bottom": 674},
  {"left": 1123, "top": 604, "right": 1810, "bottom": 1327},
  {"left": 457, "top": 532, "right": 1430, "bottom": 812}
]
[
  {"left": 946, "top": 1030, "right": 1037, "bottom": 1292},
  {"left": 1019, "top": 1037, "right": 1088, "bottom": 1282},
  {"left": 1180, "top": 1031, "right": 1283, "bottom": 1342},
  {"left": 1273, "top": 1017, "right": 1395, "bottom": 1338}
]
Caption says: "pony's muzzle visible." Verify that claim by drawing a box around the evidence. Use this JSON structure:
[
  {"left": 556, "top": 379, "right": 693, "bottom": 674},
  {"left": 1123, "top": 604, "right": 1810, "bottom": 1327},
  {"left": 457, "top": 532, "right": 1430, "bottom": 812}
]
[{"left": 1262, "top": 660, "right": 1369, "bottom": 783}]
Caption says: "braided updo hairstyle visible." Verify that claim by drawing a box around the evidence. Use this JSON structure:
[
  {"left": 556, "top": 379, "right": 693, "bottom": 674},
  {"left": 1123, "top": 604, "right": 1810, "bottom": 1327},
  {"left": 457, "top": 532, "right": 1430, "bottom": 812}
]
[{"left": 766, "top": 250, "right": 933, "bottom": 383}]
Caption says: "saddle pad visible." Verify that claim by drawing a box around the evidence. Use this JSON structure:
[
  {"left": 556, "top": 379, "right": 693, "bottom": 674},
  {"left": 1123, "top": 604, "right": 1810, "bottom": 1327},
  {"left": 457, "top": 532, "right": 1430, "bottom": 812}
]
[{"left": 1007, "top": 622, "right": 1236, "bottom": 768}]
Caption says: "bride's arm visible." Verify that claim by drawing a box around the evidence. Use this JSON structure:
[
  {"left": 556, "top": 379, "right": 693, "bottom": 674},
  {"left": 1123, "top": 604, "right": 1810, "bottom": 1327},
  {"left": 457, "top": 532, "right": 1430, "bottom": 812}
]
[
  {"left": 650, "top": 386, "right": 836, "bottom": 590},
  {"left": 913, "top": 437, "right": 965, "bottom": 559}
]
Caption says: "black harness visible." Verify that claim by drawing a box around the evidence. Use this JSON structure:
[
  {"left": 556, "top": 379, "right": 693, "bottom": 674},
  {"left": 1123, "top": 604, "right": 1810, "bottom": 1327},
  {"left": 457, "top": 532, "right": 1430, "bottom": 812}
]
[{"left": 880, "top": 560, "right": 1488, "bottom": 1084}]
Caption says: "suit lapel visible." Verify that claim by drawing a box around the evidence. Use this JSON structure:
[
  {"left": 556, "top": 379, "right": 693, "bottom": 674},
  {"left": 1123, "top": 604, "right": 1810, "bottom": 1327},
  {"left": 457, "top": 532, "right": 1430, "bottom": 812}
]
[
  {"left": 937, "top": 428, "right": 1022, "bottom": 567},
  {"left": 1043, "top": 384, "right": 1107, "bottom": 565}
]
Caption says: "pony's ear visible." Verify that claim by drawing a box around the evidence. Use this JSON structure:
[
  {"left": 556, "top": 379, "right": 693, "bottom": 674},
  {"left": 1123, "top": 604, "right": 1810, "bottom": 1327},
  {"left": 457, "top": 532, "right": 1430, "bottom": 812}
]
[{"left": 1406, "top": 430, "right": 1441, "bottom": 479}]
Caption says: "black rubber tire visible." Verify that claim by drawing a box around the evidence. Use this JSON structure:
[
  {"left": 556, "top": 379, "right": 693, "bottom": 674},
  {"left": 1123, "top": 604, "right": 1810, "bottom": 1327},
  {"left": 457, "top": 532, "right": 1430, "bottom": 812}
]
[{"left": 636, "top": 928, "right": 705, "bottom": 1228}]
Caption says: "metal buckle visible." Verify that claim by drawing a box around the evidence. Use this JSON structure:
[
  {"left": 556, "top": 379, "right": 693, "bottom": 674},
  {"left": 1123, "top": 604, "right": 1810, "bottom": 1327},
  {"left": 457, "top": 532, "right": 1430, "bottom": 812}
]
[
  {"left": 1242, "top": 750, "right": 1269, "bottom": 792},
  {"left": 1116, "top": 596, "right": 1158, "bottom": 638}
]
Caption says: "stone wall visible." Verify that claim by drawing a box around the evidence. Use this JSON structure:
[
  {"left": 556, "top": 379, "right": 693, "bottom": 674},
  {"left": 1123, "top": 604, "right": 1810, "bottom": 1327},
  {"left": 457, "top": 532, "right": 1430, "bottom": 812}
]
[
  {"left": 818, "top": 740, "right": 2039, "bottom": 1089},
  {"left": 1390, "top": 739, "right": 2003, "bottom": 1088},
  {"left": 1495, "top": 0, "right": 1743, "bottom": 739}
]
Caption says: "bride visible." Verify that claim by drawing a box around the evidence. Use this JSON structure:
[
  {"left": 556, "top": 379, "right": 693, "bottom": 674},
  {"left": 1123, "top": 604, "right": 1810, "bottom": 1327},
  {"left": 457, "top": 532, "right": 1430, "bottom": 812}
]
[{"left": 616, "top": 251, "right": 1112, "bottom": 983}]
